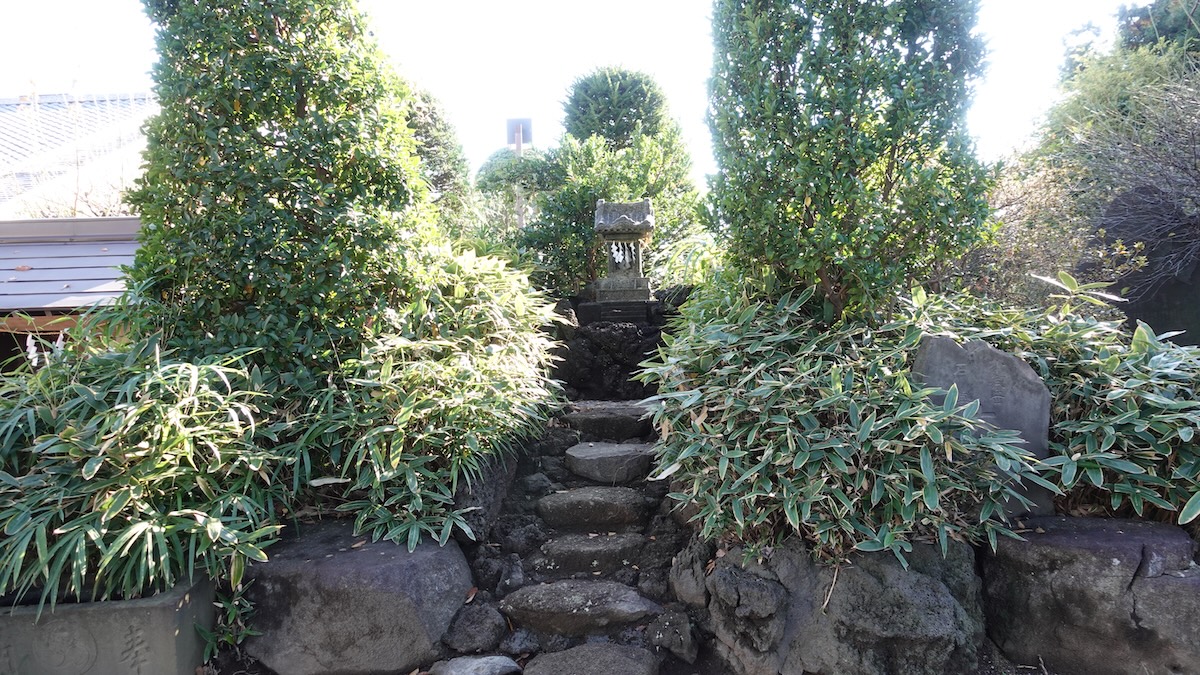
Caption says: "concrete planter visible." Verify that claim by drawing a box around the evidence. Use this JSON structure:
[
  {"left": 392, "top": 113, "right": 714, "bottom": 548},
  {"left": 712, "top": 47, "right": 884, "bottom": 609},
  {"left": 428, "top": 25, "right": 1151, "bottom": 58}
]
[{"left": 0, "top": 578, "right": 214, "bottom": 675}]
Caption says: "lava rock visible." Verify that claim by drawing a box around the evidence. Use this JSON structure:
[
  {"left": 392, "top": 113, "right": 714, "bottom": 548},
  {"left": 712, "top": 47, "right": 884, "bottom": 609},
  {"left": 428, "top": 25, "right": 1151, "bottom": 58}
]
[
  {"left": 453, "top": 455, "right": 518, "bottom": 546},
  {"left": 524, "top": 642, "right": 659, "bottom": 675},
  {"left": 526, "top": 427, "right": 582, "bottom": 457},
  {"left": 499, "top": 628, "right": 540, "bottom": 656},
  {"left": 670, "top": 536, "right": 715, "bottom": 608},
  {"left": 649, "top": 610, "right": 698, "bottom": 664},
  {"left": 982, "top": 516, "right": 1200, "bottom": 675},
  {"left": 706, "top": 538, "right": 984, "bottom": 675},
  {"left": 443, "top": 604, "right": 507, "bottom": 654},
  {"left": 244, "top": 521, "right": 471, "bottom": 675},
  {"left": 492, "top": 515, "right": 552, "bottom": 556}
]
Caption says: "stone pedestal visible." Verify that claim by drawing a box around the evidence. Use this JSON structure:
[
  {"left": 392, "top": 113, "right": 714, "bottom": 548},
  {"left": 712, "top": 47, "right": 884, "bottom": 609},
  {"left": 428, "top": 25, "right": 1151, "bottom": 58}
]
[{"left": 0, "top": 579, "right": 214, "bottom": 675}]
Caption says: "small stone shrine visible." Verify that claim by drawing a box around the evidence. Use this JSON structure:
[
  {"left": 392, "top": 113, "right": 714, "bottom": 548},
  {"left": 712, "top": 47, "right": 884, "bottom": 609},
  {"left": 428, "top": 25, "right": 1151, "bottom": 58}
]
[{"left": 595, "top": 198, "right": 654, "bottom": 303}]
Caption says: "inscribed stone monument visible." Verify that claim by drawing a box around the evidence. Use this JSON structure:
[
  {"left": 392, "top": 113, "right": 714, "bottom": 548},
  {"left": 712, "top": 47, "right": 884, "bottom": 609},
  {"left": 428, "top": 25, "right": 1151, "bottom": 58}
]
[{"left": 912, "top": 336, "right": 1054, "bottom": 516}]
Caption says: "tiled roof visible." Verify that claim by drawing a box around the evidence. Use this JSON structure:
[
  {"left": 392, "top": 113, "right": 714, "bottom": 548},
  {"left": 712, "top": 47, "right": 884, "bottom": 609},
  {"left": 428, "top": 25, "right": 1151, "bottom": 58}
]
[
  {"left": 0, "top": 217, "right": 139, "bottom": 312},
  {"left": 0, "top": 93, "right": 156, "bottom": 207}
]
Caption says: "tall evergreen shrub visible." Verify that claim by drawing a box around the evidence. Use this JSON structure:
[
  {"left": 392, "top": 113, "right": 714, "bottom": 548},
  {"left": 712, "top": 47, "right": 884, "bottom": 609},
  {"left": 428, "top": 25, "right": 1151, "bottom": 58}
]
[
  {"left": 128, "top": 0, "right": 429, "bottom": 377},
  {"left": 709, "top": 0, "right": 992, "bottom": 317}
]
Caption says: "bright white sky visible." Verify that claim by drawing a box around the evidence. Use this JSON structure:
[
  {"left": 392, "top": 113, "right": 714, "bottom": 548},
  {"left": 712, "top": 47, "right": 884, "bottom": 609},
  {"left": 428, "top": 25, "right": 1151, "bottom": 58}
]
[{"left": 0, "top": 0, "right": 1148, "bottom": 181}]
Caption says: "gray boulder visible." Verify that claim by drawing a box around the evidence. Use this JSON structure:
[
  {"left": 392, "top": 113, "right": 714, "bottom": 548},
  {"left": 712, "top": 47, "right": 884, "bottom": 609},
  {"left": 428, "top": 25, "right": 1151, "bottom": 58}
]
[
  {"left": 244, "top": 521, "right": 471, "bottom": 675},
  {"left": 499, "top": 580, "right": 662, "bottom": 635},
  {"left": 706, "top": 538, "right": 984, "bottom": 675},
  {"left": 524, "top": 643, "right": 659, "bottom": 675},
  {"left": 982, "top": 516, "right": 1200, "bottom": 675}
]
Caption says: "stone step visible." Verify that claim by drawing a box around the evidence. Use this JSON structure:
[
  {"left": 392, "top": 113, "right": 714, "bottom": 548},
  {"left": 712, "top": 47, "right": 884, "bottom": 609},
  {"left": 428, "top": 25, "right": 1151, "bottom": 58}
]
[
  {"left": 533, "top": 533, "right": 646, "bottom": 578},
  {"left": 498, "top": 580, "right": 662, "bottom": 636},
  {"left": 536, "top": 486, "right": 650, "bottom": 531},
  {"left": 563, "top": 400, "right": 653, "bottom": 442},
  {"left": 565, "top": 441, "right": 655, "bottom": 484},
  {"left": 524, "top": 643, "right": 659, "bottom": 675}
]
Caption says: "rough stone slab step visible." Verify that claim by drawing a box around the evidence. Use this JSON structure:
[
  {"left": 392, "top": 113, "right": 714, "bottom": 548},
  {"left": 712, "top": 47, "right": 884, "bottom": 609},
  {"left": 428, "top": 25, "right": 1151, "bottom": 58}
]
[
  {"left": 535, "top": 533, "right": 646, "bottom": 577},
  {"left": 565, "top": 441, "right": 655, "bottom": 484},
  {"left": 537, "top": 486, "right": 649, "bottom": 530},
  {"left": 524, "top": 643, "right": 659, "bottom": 675},
  {"left": 499, "top": 580, "right": 662, "bottom": 636},
  {"left": 563, "top": 400, "right": 653, "bottom": 441}
]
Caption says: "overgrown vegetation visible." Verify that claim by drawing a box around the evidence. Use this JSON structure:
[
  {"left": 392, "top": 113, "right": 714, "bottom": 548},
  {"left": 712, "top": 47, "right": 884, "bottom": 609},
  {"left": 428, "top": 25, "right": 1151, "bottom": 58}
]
[
  {"left": 0, "top": 0, "right": 560, "bottom": 655},
  {"left": 642, "top": 0, "right": 1200, "bottom": 566},
  {"left": 640, "top": 275, "right": 1200, "bottom": 563}
]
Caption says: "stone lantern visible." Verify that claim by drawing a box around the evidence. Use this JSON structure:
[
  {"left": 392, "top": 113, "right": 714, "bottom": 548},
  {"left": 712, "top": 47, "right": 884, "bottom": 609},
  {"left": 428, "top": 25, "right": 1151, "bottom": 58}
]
[{"left": 594, "top": 198, "right": 654, "bottom": 303}]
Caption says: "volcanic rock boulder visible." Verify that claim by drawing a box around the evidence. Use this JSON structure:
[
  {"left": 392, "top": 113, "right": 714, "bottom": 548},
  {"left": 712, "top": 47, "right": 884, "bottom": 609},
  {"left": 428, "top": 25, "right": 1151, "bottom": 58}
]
[
  {"left": 982, "top": 516, "right": 1200, "bottom": 675},
  {"left": 244, "top": 521, "right": 471, "bottom": 675}
]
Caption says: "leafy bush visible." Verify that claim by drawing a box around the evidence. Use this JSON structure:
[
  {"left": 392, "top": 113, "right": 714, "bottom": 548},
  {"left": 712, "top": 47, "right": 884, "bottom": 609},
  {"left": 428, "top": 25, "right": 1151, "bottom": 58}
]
[
  {"left": 563, "top": 67, "right": 670, "bottom": 151},
  {"left": 128, "top": 0, "right": 430, "bottom": 377},
  {"left": 520, "top": 133, "right": 699, "bottom": 296},
  {"left": 636, "top": 279, "right": 1047, "bottom": 564},
  {"left": 905, "top": 276, "right": 1200, "bottom": 525},
  {"left": 289, "top": 246, "right": 562, "bottom": 548},
  {"left": 0, "top": 335, "right": 284, "bottom": 611},
  {"left": 708, "top": 0, "right": 991, "bottom": 317},
  {"left": 639, "top": 273, "right": 1200, "bottom": 563}
]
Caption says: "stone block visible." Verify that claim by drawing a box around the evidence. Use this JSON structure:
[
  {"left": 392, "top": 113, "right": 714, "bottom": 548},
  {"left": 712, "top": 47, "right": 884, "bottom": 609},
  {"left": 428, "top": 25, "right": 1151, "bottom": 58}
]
[
  {"left": 0, "top": 578, "right": 213, "bottom": 675},
  {"left": 524, "top": 643, "right": 658, "bottom": 675},
  {"left": 982, "top": 516, "right": 1200, "bottom": 675},
  {"left": 244, "top": 520, "right": 472, "bottom": 675},
  {"left": 706, "top": 538, "right": 984, "bottom": 675},
  {"left": 499, "top": 580, "right": 661, "bottom": 635},
  {"left": 565, "top": 442, "right": 654, "bottom": 484},
  {"left": 536, "top": 486, "right": 649, "bottom": 530}
]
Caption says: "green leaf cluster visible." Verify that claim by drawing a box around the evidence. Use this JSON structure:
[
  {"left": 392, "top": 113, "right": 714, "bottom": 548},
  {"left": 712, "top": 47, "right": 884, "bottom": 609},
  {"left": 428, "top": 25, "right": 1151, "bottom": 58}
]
[
  {"left": 636, "top": 278, "right": 1046, "bottom": 565},
  {"left": 708, "top": 0, "right": 991, "bottom": 318},
  {"left": 0, "top": 336, "right": 283, "bottom": 612},
  {"left": 563, "top": 67, "right": 670, "bottom": 152}
]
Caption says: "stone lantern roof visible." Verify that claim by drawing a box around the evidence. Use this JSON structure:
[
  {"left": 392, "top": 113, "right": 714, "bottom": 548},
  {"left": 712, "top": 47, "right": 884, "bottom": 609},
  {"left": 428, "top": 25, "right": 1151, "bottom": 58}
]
[{"left": 595, "top": 198, "right": 654, "bottom": 236}]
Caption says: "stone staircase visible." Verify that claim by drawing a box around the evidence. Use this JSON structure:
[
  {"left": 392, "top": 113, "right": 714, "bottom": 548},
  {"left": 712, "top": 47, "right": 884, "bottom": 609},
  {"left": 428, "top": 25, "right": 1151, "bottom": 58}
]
[{"left": 440, "top": 400, "right": 702, "bottom": 675}]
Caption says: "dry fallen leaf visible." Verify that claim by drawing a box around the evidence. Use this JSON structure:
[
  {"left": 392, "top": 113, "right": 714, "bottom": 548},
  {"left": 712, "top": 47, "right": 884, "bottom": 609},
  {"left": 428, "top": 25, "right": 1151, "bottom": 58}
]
[
  {"left": 351, "top": 539, "right": 366, "bottom": 549},
  {"left": 14, "top": 265, "right": 32, "bottom": 272},
  {"left": 465, "top": 586, "right": 478, "bottom": 604}
]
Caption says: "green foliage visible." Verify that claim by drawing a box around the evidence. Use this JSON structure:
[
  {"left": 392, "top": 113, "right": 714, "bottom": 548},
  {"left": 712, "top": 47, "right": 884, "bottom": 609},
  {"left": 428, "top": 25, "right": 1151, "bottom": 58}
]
[
  {"left": 406, "top": 85, "right": 474, "bottom": 234},
  {"left": 1118, "top": 0, "right": 1200, "bottom": 51},
  {"left": 563, "top": 67, "right": 670, "bottom": 151},
  {"left": 0, "top": 334, "right": 284, "bottom": 612},
  {"left": 639, "top": 273, "right": 1200, "bottom": 563},
  {"left": 636, "top": 278, "right": 1047, "bottom": 564},
  {"left": 127, "top": 0, "right": 430, "bottom": 377},
  {"left": 905, "top": 277, "right": 1200, "bottom": 526},
  {"left": 294, "top": 246, "right": 562, "bottom": 547},
  {"left": 708, "top": 0, "right": 992, "bottom": 318},
  {"left": 520, "top": 132, "right": 699, "bottom": 296},
  {"left": 976, "top": 43, "right": 1197, "bottom": 306}
]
